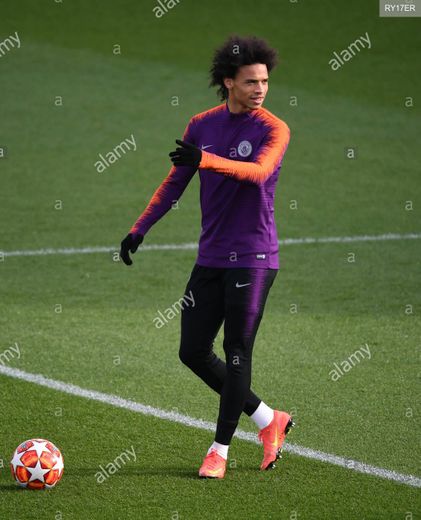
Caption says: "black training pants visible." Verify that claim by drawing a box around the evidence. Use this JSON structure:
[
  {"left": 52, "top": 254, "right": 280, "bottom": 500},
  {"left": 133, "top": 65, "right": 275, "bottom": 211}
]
[{"left": 179, "top": 263, "right": 278, "bottom": 445}]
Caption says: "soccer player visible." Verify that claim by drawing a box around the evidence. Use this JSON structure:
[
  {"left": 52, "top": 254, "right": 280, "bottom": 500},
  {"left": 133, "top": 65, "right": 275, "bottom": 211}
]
[{"left": 120, "top": 35, "right": 294, "bottom": 479}]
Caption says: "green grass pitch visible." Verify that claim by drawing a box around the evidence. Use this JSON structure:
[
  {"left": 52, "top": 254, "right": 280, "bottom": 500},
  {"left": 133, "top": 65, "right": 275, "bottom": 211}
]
[{"left": 0, "top": 1, "right": 420, "bottom": 518}]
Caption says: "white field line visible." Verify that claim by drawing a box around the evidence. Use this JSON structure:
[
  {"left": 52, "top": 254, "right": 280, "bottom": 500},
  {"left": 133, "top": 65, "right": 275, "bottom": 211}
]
[
  {"left": 1, "top": 232, "right": 421, "bottom": 258},
  {"left": 0, "top": 365, "right": 420, "bottom": 488}
]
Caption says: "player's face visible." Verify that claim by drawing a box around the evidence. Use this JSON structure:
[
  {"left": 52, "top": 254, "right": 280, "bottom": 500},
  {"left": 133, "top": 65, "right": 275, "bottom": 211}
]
[{"left": 224, "top": 64, "right": 269, "bottom": 112}]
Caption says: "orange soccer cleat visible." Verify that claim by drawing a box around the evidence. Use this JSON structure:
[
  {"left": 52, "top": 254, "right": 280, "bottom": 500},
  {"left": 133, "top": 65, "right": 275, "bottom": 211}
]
[
  {"left": 198, "top": 449, "right": 227, "bottom": 479},
  {"left": 258, "top": 410, "right": 295, "bottom": 470}
]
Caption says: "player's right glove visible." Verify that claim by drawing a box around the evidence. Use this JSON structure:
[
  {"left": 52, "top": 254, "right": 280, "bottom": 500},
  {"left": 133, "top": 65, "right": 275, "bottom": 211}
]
[
  {"left": 169, "top": 139, "right": 202, "bottom": 169},
  {"left": 120, "top": 233, "right": 144, "bottom": 266}
]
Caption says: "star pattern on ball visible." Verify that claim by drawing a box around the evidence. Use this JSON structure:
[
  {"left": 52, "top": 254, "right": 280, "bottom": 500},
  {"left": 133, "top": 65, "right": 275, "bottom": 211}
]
[
  {"left": 52, "top": 453, "right": 64, "bottom": 473},
  {"left": 27, "top": 459, "right": 51, "bottom": 482},
  {"left": 29, "top": 439, "right": 50, "bottom": 458},
  {"left": 10, "top": 449, "right": 25, "bottom": 473}
]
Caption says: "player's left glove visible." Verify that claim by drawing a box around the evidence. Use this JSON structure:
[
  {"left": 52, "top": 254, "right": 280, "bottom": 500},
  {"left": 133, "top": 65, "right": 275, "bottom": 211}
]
[
  {"left": 169, "top": 139, "right": 202, "bottom": 169},
  {"left": 119, "top": 233, "right": 144, "bottom": 266}
]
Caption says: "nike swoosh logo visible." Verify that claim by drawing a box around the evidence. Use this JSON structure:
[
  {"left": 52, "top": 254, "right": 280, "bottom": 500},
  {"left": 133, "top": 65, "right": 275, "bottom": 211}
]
[
  {"left": 201, "top": 144, "right": 213, "bottom": 150},
  {"left": 235, "top": 282, "right": 251, "bottom": 288},
  {"left": 203, "top": 468, "right": 222, "bottom": 476},
  {"left": 271, "top": 426, "right": 278, "bottom": 447}
]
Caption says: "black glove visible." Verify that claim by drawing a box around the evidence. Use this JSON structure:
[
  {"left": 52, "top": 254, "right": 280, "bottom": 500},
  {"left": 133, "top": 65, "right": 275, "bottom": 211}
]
[
  {"left": 169, "top": 139, "right": 202, "bottom": 169},
  {"left": 120, "top": 233, "right": 144, "bottom": 266}
]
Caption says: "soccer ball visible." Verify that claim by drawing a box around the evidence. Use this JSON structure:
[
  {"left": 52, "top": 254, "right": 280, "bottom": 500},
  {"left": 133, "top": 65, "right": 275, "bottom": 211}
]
[{"left": 10, "top": 438, "right": 64, "bottom": 489}]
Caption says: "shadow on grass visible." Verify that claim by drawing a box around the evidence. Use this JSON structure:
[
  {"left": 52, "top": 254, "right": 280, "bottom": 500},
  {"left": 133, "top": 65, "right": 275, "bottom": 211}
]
[
  {"left": 64, "top": 466, "right": 199, "bottom": 480},
  {"left": 1, "top": 465, "right": 269, "bottom": 490},
  {"left": 0, "top": 483, "right": 27, "bottom": 492},
  {"left": 63, "top": 464, "right": 275, "bottom": 481}
]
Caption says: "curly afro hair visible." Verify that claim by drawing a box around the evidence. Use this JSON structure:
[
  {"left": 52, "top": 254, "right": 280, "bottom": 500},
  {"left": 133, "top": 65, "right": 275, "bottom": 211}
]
[{"left": 209, "top": 35, "right": 278, "bottom": 101}]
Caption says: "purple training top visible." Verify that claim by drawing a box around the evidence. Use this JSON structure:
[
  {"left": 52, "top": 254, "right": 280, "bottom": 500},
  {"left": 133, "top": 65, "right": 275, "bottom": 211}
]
[{"left": 130, "top": 102, "right": 290, "bottom": 269}]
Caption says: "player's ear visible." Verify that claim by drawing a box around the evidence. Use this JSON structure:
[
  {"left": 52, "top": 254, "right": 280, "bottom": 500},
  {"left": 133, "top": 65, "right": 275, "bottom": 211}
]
[{"left": 223, "top": 78, "right": 234, "bottom": 90}]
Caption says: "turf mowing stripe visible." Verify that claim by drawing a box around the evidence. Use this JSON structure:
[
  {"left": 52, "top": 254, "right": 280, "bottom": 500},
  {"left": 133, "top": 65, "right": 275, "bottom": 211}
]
[
  {"left": 2, "top": 232, "right": 421, "bottom": 257},
  {"left": 1, "top": 365, "right": 420, "bottom": 488}
]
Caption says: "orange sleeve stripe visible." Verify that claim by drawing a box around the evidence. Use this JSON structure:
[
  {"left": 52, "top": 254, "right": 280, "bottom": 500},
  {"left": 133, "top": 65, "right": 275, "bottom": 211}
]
[
  {"left": 129, "top": 166, "right": 177, "bottom": 234},
  {"left": 192, "top": 103, "right": 226, "bottom": 123},
  {"left": 199, "top": 113, "right": 290, "bottom": 185},
  {"left": 130, "top": 166, "right": 176, "bottom": 228}
]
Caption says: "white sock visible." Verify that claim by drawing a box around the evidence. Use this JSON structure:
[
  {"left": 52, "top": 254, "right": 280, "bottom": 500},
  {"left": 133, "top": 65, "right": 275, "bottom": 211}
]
[
  {"left": 251, "top": 401, "right": 274, "bottom": 430},
  {"left": 207, "top": 441, "right": 229, "bottom": 460}
]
